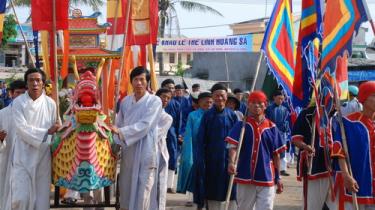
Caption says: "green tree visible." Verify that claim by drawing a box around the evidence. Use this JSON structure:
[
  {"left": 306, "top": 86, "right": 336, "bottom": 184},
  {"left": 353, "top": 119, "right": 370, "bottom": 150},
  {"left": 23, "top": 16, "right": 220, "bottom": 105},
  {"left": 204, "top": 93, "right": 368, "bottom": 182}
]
[
  {"left": 2, "top": 14, "right": 17, "bottom": 46},
  {"left": 175, "top": 61, "right": 184, "bottom": 76},
  {"left": 158, "top": 0, "right": 223, "bottom": 75}
]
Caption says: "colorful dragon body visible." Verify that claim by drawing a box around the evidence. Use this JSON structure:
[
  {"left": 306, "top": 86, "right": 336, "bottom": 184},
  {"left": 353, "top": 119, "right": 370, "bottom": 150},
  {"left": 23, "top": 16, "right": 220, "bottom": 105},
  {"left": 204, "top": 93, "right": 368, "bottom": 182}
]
[{"left": 51, "top": 71, "right": 117, "bottom": 193}]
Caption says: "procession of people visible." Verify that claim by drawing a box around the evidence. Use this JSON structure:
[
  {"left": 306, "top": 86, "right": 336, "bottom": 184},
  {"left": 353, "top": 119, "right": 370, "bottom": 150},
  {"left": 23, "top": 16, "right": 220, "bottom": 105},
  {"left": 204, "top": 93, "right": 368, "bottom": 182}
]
[{"left": 0, "top": 65, "right": 373, "bottom": 210}]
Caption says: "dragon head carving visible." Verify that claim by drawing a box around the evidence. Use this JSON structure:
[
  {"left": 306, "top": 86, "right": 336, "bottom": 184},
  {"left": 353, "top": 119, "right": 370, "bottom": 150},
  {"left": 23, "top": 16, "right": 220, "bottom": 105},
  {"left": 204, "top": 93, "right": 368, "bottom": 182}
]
[{"left": 73, "top": 71, "right": 101, "bottom": 124}]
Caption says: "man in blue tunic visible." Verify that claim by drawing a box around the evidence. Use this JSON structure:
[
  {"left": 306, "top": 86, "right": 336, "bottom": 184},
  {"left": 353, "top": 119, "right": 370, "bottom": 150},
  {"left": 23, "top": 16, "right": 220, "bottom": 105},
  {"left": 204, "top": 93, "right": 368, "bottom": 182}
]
[
  {"left": 174, "top": 84, "right": 194, "bottom": 144},
  {"left": 227, "top": 91, "right": 285, "bottom": 210},
  {"left": 177, "top": 92, "right": 213, "bottom": 208},
  {"left": 161, "top": 79, "right": 180, "bottom": 193},
  {"left": 331, "top": 81, "right": 375, "bottom": 210},
  {"left": 266, "top": 90, "right": 291, "bottom": 176},
  {"left": 196, "top": 83, "right": 238, "bottom": 209}
]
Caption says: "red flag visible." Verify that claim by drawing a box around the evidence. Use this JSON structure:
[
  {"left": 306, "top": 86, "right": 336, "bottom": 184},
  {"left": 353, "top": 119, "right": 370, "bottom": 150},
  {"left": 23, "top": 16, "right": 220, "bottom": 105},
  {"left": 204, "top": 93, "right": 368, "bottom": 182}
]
[
  {"left": 123, "top": 0, "right": 158, "bottom": 46},
  {"left": 335, "top": 55, "right": 349, "bottom": 100},
  {"left": 31, "top": 0, "right": 69, "bottom": 31},
  {"left": 32, "top": 0, "right": 68, "bottom": 81}
]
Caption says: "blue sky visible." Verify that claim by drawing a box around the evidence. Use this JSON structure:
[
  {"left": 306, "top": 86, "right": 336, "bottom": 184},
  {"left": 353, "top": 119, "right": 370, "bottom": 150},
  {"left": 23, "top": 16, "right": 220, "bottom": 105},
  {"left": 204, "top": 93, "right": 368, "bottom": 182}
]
[{"left": 13, "top": 0, "right": 375, "bottom": 43}]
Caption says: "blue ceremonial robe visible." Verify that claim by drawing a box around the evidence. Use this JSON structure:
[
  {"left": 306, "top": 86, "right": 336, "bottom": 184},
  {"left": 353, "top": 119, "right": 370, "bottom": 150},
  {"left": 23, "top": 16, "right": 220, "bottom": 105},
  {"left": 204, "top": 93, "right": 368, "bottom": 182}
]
[
  {"left": 332, "top": 112, "right": 375, "bottom": 205},
  {"left": 195, "top": 106, "right": 238, "bottom": 205},
  {"left": 226, "top": 117, "right": 286, "bottom": 186},
  {"left": 177, "top": 108, "right": 204, "bottom": 194},
  {"left": 265, "top": 103, "right": 291, "bottom": 135},
  {"left": 165, "top": 98, "right": 181, "bottom": 170}
]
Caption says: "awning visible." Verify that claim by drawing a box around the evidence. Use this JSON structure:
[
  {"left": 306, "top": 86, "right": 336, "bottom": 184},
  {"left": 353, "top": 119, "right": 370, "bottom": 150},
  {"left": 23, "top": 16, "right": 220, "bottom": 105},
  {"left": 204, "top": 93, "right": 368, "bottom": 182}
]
[{"left": 348, "top": 70, "right": 375, "bottom": 82}]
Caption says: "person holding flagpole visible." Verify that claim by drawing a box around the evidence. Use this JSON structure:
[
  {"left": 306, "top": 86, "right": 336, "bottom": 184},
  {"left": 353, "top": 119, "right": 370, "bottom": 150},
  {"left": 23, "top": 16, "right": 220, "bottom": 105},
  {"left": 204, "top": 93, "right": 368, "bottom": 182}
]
[
  {"left": 226, "top": 91, "right": 285, "bottom": 210},
  {"left": 291, "top": 98, "right": 336, "bottom": 210},
  {"left": 331, "top": 81, "right": 375, "bottom": 210}
]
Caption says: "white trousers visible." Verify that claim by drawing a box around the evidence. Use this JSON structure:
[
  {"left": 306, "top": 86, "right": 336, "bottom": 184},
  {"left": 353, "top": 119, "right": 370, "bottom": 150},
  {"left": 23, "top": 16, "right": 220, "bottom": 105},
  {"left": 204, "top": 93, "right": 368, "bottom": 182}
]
[
  {"left": 280, "top": 156, "right": 287, "bottom": 171},
  {"left": 167, "top": 170, "right": 175, "bottom": 189},
  {"left": 237, "top": 184, "right": 275, "bottom": 210},
  {"left": 303, "top": 177, "right": 335, "bottom": 210},
  {"left": 206, "top": 200, "right": 237, "bottom": 210}
]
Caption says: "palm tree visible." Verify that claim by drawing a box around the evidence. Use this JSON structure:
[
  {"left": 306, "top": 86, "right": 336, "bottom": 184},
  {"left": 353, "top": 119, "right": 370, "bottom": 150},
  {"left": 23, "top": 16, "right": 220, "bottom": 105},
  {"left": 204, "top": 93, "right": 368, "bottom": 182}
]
[
  {"left": 12, "top": 0, "right": 104, "bottom": 11},
  {"left": 158, "top": 0, "right": 223, "bottom": 75}
]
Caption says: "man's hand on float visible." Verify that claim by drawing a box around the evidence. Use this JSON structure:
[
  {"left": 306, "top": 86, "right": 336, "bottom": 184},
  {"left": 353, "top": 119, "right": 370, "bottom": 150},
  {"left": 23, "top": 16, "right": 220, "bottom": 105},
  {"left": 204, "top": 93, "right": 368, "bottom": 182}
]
[
  {"left": 48, "top": 123, "right": 61, "bottom": 135},
  {"left": 110, "top": 125, "right": 119, "bottom": 135}
]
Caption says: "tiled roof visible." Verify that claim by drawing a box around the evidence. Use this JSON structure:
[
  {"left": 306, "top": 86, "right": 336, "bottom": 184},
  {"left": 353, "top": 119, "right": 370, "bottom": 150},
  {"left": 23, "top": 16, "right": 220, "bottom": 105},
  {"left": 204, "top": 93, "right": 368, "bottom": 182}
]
[{"left": 69, "top": 18, "right": 100, "bottom": 29}]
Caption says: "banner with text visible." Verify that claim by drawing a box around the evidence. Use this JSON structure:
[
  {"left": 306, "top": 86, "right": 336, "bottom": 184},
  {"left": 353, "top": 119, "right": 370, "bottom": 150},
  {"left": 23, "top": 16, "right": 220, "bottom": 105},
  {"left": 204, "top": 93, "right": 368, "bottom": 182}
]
[{"left": 156, "top": 34, "right": 263, "bottom": 53}]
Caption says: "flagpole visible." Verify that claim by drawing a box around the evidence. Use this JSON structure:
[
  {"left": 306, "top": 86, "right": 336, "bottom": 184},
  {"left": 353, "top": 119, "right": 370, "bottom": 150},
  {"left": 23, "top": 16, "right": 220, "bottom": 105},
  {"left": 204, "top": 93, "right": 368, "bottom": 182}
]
[
  {"left": 52, "top": 0, "right": 61, "bottom": 123},
  {"left": 147, "top": 44, "right": 158, "bottom": 92},
  {"left": 333, "top": 78, "right": 359, "bottom": 210},
  {"left": 9, "top": 0, "right": 36, "bottom": 68},
  {"left": 250, "top": 51, "right": 264, "bottom": 91},
  {"left": 225, "top": 23, "right": 264, "bottom": 210},
  {"left": 224, "top": 107, "right": 248, "bottom": 210},
  {"left": 113, "top": 0, "right": 132, "bottom": 123},
  {"left": 106, "top": 0, "right": 121, "bottom": 117}
]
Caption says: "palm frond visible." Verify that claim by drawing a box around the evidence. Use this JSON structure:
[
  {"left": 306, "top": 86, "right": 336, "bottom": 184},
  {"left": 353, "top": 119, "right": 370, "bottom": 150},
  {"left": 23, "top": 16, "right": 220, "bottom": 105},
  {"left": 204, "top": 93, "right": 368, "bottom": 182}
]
[
  {"left": 12, "top": 0, "right": 30, "bottom": 7},
  {"left": 178, "top": 1, "right": 223, "bottom": 17},
  {"left": 11, "top": 0, "right": 103, "bottom": 11}
]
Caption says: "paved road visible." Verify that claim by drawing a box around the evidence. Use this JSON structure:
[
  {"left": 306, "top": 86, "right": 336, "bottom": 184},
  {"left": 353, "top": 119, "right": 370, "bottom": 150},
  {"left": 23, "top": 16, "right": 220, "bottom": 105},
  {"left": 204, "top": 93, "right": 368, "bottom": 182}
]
[
  {"left": 165, "top": 164, "right": 303, "bottom": 210},
  {"left": 53, "top": 163, "right": 302, "bottom": 210}
]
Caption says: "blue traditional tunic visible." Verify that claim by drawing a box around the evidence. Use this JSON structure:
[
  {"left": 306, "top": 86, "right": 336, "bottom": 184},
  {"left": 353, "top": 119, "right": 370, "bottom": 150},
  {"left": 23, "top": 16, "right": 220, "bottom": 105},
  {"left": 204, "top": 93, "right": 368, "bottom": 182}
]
[
  {"left": 331, "top": 112, "right": 375, "bottom": 205},
  {"left": 179, "top": 101, "right": 194, "bottom": 137},
  {"left": 195, "top": 107, "right": 238, "bottom": 204},
  {"left": 177, "top": 108, "right": 204, "bottom": 194},
  {"left": 226, "top": 117, "right": 286, "bottom": 186},
  {"left": 165, "top": 98, "right": 181, "bottom": 170},
  {"left": 173, "top": 96, "right": 192, "bottom": 154},
  {"left": 265, "top": 103, "right": 290, "bottom": 135},
  {"left": 239, "top": 101, "right": 247, "bottom": 115},
  {"left": 292, "top": 106, "right": 331, "bottom": 181}
]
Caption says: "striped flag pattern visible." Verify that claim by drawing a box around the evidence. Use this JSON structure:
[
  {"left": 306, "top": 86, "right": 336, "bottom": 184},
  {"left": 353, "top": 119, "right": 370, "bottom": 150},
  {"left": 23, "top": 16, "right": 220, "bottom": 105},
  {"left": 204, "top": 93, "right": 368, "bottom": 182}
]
[
  {"left": 261, "top": 0, "right": 295, "bottom": 98},
  {"left": 292, "top": 0, "right": 323, "bottom": 108},
  {"left": 321, "top": 0, "right": 368, "bottom": 73}
]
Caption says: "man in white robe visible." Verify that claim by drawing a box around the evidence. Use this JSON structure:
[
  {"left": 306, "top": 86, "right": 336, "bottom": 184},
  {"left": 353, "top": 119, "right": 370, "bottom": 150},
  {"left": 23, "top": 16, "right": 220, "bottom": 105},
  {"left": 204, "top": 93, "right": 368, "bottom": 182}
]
[
  {"left": 112, "top": 67, "right": 162, "bottom": 210},
  {"left": 0, "top": 80, "right": 26, "bottom": 210},
  {"left": 150, "top": 88, "right": 173, "bottom": 210},
  {"left": 10, "top": 68, "right": 59, "bottom": 210}
]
